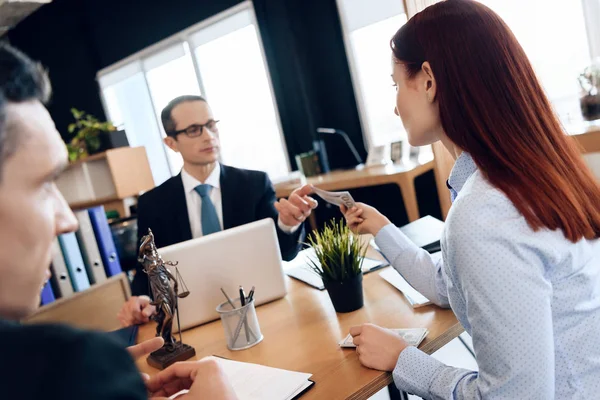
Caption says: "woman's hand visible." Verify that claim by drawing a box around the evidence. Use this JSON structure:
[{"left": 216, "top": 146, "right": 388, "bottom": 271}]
[
  {"left": 341, "top": 203, "right": 391, "bottom": 236},
  {"left": 350, "top": 323, "right": 409, "bottom": 371}
]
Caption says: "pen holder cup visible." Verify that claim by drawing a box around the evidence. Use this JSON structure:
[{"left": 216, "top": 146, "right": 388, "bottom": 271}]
[{"left": 216, "top": 298, "right": 264, "bottom": 350}]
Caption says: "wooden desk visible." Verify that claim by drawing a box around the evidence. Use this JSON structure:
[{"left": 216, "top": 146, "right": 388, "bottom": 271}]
[
  {"left": 136, "top": 245, "right": 462, "bottom": 399},
  {"left": 275, "top": 155, "right": 435, "bottom": 224},
  {"left": 569, "top": 121, "right": 600, "bottom": 154}
]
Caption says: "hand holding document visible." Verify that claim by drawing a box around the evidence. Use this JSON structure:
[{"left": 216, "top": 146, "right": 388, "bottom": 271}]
[
  {"left": 311, "top": 186, "right": 356, "bottom": 209},
  {"left": 339, "top": 328, "right": 428, "bottom": 348}
]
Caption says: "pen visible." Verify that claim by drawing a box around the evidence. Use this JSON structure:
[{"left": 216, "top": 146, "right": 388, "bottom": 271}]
[
  {"left": 247, "top": 286, "right": 255, "bottom": 303},
  {"left": 239, "top": 285, "right": 250, "bottom": 344},
  {"left": 239, "top": 285, "right": 246, "bottom": 306},
  {"left": 220, "top": 287, "right": 236, "bottom": 310}
]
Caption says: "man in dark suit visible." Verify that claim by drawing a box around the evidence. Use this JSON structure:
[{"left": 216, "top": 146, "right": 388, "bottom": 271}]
[
  {"left": 0, "top": 44, "right": 237, "bottom": 399},
  {"left": 119, "top": 95, "right": 317, "bottom": 326}
]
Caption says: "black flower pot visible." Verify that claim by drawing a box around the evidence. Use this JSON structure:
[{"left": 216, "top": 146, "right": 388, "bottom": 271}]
[
  {"left": 580, "top": 94, "right": 600, "bottom": 121},
  {"left": 323, "top": 273, "right": 364, "bottom": 313}
]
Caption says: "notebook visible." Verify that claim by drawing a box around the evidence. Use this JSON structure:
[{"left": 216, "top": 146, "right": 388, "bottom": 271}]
[
  {"left": 170, "top": 356, "right": 313, "bottom": 400},
  {"left": 378, "top": 252, "right": 442, "bottom": 308},
  {"left": 284, "top": 248, "right": 388, "bottom": 290}
]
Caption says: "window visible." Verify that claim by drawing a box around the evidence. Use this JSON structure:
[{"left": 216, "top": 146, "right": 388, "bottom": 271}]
[
  {"left": 476, "top": 0, "right": 594, "bottom": 126},
  {"left": 337, "top": 0, "right": 408, "bottom": 148},
  {"left": 100, "top": 65, "right": 172, "bottom": 185},
  {"left": 97, "top": 3, "right": 289, "bottom": 185},
  {"left": 339, "top": 0, "right": 600, "bottom": 149},
  {"left": 582, "top": 0, "right": 600, "bottom": 61},
  {"left": 144, "top": 43, "right": 202, "bottom": 174},
  {"left": 190, "top": 12, "right": 289, "bottom": 178}
]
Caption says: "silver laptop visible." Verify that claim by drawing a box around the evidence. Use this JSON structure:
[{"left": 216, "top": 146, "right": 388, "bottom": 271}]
[{"left": 158, "top": 218, "right": 288, "bottom": 331}]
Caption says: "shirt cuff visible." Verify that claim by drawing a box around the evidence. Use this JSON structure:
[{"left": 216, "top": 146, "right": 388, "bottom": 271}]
[
  {"left": 277, "top": 218, "right": 301, "bottom": 234},
  {"left": 392, "top": 346, "right": 445, "bottom": 398},
  {"left": 375, "top": 223, "right": 421, "bottom": 263}
]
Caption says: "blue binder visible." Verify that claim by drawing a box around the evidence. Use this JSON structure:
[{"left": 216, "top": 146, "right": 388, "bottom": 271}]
[
  {"left": 58, "top": 232, "right": 90, "bottom": 292},
  {"left": 88, "top": 206, "right": 122, "bottom": 277},
  {"left": 40, "top": 281, "right": 55, "bottom": 305}
]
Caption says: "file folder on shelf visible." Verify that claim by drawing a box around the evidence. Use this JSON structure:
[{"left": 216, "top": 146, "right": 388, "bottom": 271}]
[
  {"left": 75, "top": 210, "right": 107, "bottom": 285},
  {"left": 50, "top": 239, "right": 74, "bottom": 299},
  {"left": 40, "top": 281, "right": 55, "bottom": 305},
  {"left": 58, "top": 232, "right": 90, "bottom": 292},
  {"left": 88, "top": 206, "right": 122, "bottom": 277}
]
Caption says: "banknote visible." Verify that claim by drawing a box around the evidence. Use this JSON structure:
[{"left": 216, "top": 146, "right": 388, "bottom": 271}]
[
  {"left": 339, "top": 328, "right": 428, "bottom": 348},
  {"left": 312, "top": 186, "right": 356, "bottom": 209}
]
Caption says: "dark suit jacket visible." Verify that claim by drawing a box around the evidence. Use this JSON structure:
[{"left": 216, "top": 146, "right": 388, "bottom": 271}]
[
  {"left": 0, "top": 320, "right": 146, "bottom": 399},
  {"left": 131, "top": 164, "right": 304, "bottom": 296}
]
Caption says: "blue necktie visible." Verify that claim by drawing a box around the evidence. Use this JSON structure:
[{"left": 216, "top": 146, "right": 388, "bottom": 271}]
[{"left": 194, "top": 184, "right": 221, "bottom": 236}]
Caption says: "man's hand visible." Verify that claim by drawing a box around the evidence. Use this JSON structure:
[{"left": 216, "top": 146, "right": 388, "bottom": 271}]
[
  {"left": 146, "top": 358, "right": 238, "bottom": 400},
  {"left": 349, "top": 323, "right": 409, "bottom": 371},
  {"left": 126, "top": 337, "right": 164, "bottom": 387},
  {"left": 340, "top": 203, "right": 391, "bottom": 236},
  {"left": 118, "top": 295, "right": 156, "bottom": 327},
  {"left": 274, "top": 185, "right": 317, "bottom": 227},
  {"left": 127, "top": 337, "right": 164, "bottom": 360}
]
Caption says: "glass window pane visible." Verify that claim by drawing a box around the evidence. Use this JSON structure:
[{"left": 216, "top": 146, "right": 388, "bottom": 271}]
[
  {"left": 193, "top": 21, "right": 289, "bottom": 179},
  {"left": 341, "top": 0, "right": 594, "bottom": 146},
  {"left": 102, "top": 72, "right": 172, "bottom": 185},
  {"left": 477, "top": 0, "right": 591, "bottom": 125},
  {"left": 349, "top": 14, "right": 408, "bottom": 146},
  {"left": 145, "top": 44, "right": 202, "bottom": 174}
]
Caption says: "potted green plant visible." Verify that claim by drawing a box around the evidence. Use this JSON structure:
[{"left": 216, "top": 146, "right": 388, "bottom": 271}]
[
  {"left": 306, "top": 219, "right": 367, "bottom": 313},
  {"left": 66, "top": 108, "right": 127, "bottom": 162},
  {"left": 579, "top": 61, "right": 600, "bottom": 121}
]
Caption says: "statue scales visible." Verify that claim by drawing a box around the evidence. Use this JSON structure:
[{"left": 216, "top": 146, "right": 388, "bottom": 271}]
[{"left": 138, "top": 228, "right": 195, "bottom": 369}]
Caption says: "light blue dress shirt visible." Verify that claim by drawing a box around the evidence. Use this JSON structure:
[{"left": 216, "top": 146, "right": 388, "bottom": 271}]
[{"left": 375, "top": 152, "right": 600, "bottom": 399}]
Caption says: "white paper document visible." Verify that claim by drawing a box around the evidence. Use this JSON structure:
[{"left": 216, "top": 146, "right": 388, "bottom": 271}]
[
  {"left": 339, "top": 328, "right": 429, "bottom": 348},
  {"left": 170, "top": 356, "right": 313, "bottom": 400},
  {"left": 379, "top": 269, "right": 432, "bottom": 308}
]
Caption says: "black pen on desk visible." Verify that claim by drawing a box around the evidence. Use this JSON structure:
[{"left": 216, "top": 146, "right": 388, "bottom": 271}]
[
  {"left": 239, "top": 285, "right": 246, "bottom": 306},
  {"left": 239, "top": 285, "right": 250, "bottom": 344},
  {"left": 247, "top": 286, "right": 255, "bottom": 302}
]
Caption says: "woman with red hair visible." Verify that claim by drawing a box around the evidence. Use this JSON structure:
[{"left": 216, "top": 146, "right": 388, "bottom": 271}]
[{"left": 344, "top": 1, "right": 600, "bottom": 398}]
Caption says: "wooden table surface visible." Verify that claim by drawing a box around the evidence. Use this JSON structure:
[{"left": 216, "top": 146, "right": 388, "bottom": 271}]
[{"left": 136, "top": 245, "right": 462, "bottom": 400}]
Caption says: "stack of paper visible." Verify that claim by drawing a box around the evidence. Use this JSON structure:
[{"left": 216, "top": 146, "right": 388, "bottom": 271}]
[{"left": 339, "top": 328, "right": 429, "bottom": 348}]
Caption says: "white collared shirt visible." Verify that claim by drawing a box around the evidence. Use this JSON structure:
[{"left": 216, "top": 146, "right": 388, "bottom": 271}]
[
  {"left": 180, "top": 163, "right": 298, "bottom": 238},
  {"left": 180, "top": 163, "right": 223, "bottom": 238}
]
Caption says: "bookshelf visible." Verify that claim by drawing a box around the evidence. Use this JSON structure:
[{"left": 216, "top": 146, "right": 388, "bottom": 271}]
[{"left": 56, "top": 147, "right": 155, "bottom": 217}]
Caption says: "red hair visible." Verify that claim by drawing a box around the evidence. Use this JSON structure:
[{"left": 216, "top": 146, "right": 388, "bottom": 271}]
[{"left": 391, "top": 0, "right": 600, "bottom": 242}]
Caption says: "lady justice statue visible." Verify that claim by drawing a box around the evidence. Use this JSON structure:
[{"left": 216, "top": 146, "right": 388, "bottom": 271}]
[{"left": 139, "top": 228, "right": 195, "bottom": 369}]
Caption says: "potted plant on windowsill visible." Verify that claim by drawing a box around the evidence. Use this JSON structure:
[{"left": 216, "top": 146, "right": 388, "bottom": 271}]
[
  {"left": 306, "top": 219, "right": 367, "bottom": 313},
  {"left": 579, "top": 61, "right": 600, "bottom": 121}
]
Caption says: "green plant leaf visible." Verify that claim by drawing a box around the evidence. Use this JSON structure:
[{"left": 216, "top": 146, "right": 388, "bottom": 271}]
[{"left": 306, "top": 219, "right": 366, "bottom": 283}]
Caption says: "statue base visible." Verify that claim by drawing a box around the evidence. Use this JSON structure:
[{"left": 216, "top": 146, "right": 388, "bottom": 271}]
[{"left": 147, "top": 342, "right": 196, "bottom": 370}]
